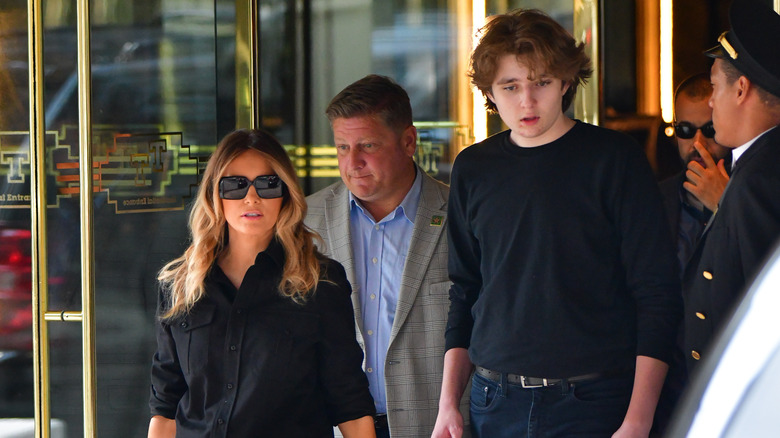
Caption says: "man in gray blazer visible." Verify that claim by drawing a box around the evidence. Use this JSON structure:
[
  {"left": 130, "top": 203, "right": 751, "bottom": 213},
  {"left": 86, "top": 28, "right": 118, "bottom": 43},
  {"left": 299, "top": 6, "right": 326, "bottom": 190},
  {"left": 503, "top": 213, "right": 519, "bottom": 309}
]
[{"left": 305, "top": 75, "right": 469, "bottom": 438}]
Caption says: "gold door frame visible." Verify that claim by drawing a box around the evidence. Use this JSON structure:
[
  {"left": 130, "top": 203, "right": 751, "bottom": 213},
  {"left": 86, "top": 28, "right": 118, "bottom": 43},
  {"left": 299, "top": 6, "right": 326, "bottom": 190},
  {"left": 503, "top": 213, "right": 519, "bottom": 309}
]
[
  {"left": 28, "top": 0, "right": 98, "bottom": 436},
  {"left": 236, "top": 0, "right": 260, "bottom": 130},
  {"left": 573, "top": 0, "right": 600, "bottom": 125},
  {"left": 27, "top": 0, "right": 260, "bottom": 436},
  {"left": 28, "top": 0, "right": 52, "bottom": 435},
  {"left": 25, "top": 1, "right": 597, "bottom": 436}
]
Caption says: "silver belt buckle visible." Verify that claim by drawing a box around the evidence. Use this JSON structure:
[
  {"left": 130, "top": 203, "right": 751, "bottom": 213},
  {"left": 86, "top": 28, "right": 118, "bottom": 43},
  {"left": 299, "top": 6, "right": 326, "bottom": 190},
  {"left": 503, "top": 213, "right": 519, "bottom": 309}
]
[{"left": 520, "top": 376, "right": 546, "bottom": 389}]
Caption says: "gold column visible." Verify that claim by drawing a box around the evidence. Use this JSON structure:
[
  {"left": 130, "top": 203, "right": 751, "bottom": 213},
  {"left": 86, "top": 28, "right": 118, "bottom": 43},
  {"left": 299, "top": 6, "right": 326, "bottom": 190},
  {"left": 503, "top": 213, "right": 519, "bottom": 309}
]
[
  {"left": 235, "top": 0, "right": 259, "bottom": 128},
  {"left": 452, "top": 0, "right": 474, "bottom": 153},
  {"left": 77, "top": 0, "right": 97, "bottom": 435},
  {"left": 28, "top": 0, "right": 51, "bottom": 436},
  {"left": 452, "top": 0, "right": 487, "bottom": 143},
  {"left": 573, "top": 0, "right": 600, "bottom": 125},
  {"left": 659, "top": 0, "right": 673, "bottom": 122},
  {"left": 636, "top": 0, "right": 660, "bottom": 116}
]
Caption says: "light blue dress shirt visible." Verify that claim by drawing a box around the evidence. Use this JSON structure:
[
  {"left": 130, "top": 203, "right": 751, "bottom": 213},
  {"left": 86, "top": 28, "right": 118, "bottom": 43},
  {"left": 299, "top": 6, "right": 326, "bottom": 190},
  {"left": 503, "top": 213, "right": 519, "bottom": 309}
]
[{"left": 349, "top": 169, "right": 422, "bottom": 414}]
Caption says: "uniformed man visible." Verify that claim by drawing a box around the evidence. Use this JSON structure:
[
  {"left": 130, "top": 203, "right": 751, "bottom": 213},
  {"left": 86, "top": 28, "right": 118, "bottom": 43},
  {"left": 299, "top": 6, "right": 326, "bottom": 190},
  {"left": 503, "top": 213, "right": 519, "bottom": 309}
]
[{"left": 683, "top": 0, "right": 780, "bottom": 372}]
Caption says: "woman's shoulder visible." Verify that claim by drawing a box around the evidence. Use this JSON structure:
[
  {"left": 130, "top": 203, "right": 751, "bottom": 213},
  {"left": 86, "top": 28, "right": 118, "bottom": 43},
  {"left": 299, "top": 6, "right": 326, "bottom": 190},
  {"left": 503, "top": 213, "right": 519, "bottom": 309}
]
[
  {"left": 317, "top": 255, "right": 349, "bottom": 284},
  {"left": 307, "top": 255, "right": 350, "bottom": 301}
]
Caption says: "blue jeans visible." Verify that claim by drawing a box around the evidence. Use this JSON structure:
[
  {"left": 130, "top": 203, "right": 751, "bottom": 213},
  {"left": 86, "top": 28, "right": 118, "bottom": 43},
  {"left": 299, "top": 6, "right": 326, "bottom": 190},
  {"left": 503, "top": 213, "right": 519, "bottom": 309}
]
[{"left": 470, "top": 372, "right": 633, "bottom": 438}]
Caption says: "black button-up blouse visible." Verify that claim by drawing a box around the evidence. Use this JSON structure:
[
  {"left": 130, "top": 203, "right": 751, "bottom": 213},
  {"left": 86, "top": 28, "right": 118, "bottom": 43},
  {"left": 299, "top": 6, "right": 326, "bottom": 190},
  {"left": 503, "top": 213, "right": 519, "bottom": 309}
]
[{"left": 149, "top": 239, "right": 375, "bottom": 437}]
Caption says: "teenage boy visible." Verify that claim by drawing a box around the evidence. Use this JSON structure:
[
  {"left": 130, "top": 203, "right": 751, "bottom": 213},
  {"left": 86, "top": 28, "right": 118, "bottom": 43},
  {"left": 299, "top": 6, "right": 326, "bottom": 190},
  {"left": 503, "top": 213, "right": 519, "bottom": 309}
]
[{"left": 432, "top": 9, "right": 681, "bottom": 438}]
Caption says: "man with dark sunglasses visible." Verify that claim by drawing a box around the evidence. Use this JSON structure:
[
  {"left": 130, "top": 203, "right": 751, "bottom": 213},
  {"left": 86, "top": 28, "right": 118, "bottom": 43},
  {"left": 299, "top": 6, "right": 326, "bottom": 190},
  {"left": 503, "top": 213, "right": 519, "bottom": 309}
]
[{"left": 660, "top": 73, "right": 731, "bottom": 274}]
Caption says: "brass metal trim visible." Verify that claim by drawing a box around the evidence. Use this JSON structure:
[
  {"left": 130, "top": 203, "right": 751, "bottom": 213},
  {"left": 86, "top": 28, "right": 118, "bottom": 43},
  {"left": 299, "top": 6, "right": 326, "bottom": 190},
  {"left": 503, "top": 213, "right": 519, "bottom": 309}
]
[
  {"left": 573, "top": 0, "right": 600, "bottom": 125},
  {"left": 235, "top": 0, "right": 259, "bottom": 128},
  {"left": 77, "top": 0, "right": 98, "bottom": 435},
  {"left": 28, "top": 0, "right": 52, "bottom": 436},
  {"left": 718, "top": 31, "right": 738, "bottom": 60},
  {"left": 43, "top": 311, "right": 84, "bottom": 322}
]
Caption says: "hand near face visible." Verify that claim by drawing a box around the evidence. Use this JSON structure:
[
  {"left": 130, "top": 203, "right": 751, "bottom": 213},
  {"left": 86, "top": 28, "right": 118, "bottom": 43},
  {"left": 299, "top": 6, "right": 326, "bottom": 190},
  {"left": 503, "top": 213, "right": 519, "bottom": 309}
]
[{"left": 683, "top": 141, "right": 730, "bottom": 212}]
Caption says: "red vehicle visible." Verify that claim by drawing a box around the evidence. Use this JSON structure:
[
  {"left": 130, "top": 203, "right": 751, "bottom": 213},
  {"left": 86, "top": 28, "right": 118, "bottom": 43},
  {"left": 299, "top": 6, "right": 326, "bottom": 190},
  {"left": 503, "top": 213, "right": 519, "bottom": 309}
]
[
  {"left": 0, "top": 227, "right": 32, "bottom": 357},
  {"left": 0, "top": 225, "right": 34, "bottom": 417}
]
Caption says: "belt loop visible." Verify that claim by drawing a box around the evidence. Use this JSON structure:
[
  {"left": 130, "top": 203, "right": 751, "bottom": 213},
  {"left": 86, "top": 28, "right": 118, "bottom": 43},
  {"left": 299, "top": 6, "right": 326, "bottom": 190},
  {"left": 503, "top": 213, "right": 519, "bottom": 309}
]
[
  {"left": 560, "top": 378, "right": 570, "bottom": 395},
  {"left": 499, "top": 371, "right": 508, "bottom": 397}
]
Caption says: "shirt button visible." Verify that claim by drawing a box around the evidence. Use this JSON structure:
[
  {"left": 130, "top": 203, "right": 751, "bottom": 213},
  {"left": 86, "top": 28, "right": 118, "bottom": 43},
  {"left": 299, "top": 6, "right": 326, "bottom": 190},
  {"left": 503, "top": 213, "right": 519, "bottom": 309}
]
[
  {"left": 236, "top": 309, "right": 242, "bottom": 314},
  {"left": 372, "top": 257, "right": 378, "bottom": 264},
  {"left": 375, "top": 225, "right": 380, "bottom": 230},
  {"left": 370, "top": 294, "right": 376, "bottom": 300},
  {"left": 367, "top": 330, "right": 373, "bottom": 336},
  {"left": 367, "top": 368, "right": 373, "bottom": 373},
  {"left": 180, "top": 322, "right": 188, "bottom": 328},
  {"left": 702, "top": 271, "right": 713, "bottom": 280},
  {"left": 691, "top": 350, "right": 701, "bottom": 360},
  {"left": 227, "top": 383, "right": 233, "bottom": 389},
  {"left": 217, "top": 419, "right": 224, "bottom": 425},
  {"left": 695, "top": 312, "right": 706, "bottom": 320},
  {"left": 230, "top": 345, "right": 237, "bottom": 351}
]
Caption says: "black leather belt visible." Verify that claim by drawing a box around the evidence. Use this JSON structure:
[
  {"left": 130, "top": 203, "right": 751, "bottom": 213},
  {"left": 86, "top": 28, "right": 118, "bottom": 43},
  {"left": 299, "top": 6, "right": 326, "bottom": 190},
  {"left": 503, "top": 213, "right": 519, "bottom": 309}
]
[
  {"left": 476, "top": 366, "right": 604, "bottom": 389},
  {"left": 374, "top": 413, "right": 388, "bottom": 429}
]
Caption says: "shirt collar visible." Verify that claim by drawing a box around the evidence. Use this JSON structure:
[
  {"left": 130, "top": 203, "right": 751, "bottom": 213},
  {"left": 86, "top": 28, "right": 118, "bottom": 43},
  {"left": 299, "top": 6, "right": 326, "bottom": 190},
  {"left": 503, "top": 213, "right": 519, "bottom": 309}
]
[
  {"left": 349, "top": 166, "right": 422, "bottom": 224},
  {"left": 732, "top": 126, "right": 776, "bottom": 169},
  {"left": 253, "top": 236, "right": 286, "bottom": 269}
]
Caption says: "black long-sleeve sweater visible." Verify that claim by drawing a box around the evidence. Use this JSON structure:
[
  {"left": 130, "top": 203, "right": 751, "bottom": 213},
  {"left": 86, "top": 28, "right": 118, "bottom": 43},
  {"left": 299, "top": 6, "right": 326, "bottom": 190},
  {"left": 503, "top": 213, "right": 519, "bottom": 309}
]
[{"left": 445, "top": 122, "right": 682, "bottom": 378}]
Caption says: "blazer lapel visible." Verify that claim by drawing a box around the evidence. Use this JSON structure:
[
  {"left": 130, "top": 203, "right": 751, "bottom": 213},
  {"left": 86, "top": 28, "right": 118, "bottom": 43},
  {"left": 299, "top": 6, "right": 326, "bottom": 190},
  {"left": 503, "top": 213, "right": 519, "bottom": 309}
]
[
  {"left": 389, "top": 172, "right": 447, "bottom": 345},
  {"left": 323, "top": 185, "right": 365, "bottom": 340}
]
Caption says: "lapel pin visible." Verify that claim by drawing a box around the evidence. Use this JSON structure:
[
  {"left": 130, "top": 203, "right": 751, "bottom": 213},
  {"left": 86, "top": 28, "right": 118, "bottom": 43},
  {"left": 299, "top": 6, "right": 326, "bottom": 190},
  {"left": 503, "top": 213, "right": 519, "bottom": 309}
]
[{"left": 430, "top": 215, "right": 443, "bottom": 226}]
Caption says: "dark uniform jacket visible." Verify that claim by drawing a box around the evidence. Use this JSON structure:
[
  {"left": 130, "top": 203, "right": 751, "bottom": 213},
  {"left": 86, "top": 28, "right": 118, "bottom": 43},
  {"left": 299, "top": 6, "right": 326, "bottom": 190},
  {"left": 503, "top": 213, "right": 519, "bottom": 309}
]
[{"left": 682, "top": 126, "right": 780, "bottom": 371}]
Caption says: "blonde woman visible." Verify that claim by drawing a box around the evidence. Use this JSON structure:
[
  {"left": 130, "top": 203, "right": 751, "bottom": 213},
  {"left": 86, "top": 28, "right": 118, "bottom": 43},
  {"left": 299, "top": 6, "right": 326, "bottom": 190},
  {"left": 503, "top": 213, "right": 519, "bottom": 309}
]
[{"left": 147, "top": 129, "right": 375, "bottom": 438}]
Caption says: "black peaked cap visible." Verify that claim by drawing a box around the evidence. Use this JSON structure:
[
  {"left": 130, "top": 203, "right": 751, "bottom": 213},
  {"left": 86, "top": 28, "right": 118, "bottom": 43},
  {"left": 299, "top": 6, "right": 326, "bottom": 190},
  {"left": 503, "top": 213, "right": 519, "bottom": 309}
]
[{"left": 705, "top": 0, "right": 780, "bottom": 98}]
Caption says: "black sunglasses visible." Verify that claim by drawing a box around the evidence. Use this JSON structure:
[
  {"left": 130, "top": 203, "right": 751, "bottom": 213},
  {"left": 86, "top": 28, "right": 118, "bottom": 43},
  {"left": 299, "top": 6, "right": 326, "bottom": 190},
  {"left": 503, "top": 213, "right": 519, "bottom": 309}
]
[
  {"left": 218, "top": 175, "right": 285, "bottom": 200},
  {"left": 673, "top": 121, "right": 716, "bottom": 139}
]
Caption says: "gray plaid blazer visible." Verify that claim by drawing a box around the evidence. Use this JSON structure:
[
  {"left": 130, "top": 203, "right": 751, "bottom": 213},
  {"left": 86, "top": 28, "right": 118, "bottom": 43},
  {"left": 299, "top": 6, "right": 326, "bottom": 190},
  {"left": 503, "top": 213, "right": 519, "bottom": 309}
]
[{"left": 305, "top": 168, "right": 470, "bottom": 437}]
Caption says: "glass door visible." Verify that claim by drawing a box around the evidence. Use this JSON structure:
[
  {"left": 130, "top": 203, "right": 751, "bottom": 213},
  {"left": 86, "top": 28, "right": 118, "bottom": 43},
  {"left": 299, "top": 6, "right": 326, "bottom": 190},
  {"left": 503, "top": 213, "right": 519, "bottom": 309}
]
[
  {"left": 1, "top": 0, "right": 238, "bottom": 436},
  {"left": 1, "top": 1, "right": 597, "bottom": 436},
  {"left": 259, "top": 0, "right": 590, "bottom": 191}
]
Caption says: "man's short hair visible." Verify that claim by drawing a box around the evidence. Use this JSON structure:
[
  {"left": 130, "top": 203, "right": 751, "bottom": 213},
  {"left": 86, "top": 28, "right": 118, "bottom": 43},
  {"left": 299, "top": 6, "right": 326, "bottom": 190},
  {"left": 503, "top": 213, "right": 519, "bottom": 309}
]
[
  {"left": 469, "top": 9, "right": 592, "bottom": 113},
  {"left": 720, "top": 61, "right": 780, "bottom": 110},
  {"left": 674, "top": 73, "right": 712, "bottom": 106},
  {"left": 704, "top": 0, "right": 780, "bottom": 110},
  {"left": 325, "top": 74, "right": 413, "bottom": 133}
]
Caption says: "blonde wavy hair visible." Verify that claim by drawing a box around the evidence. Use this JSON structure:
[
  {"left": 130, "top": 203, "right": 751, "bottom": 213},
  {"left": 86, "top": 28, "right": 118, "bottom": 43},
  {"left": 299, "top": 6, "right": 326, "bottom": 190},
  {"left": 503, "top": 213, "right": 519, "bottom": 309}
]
[{"left": 158, "top": 129, "right": 322, "bottom": 320}]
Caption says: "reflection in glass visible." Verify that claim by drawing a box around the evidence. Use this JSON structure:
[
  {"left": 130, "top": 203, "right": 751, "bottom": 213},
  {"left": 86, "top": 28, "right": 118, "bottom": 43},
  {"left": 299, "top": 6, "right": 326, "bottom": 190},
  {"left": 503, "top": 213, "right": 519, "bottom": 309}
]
[
  {"left": 1, "top": 0, "right": 234, "bottom": 436},
  {"left": 273, "top": 0, "right": 470, "bottom": 190}
]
